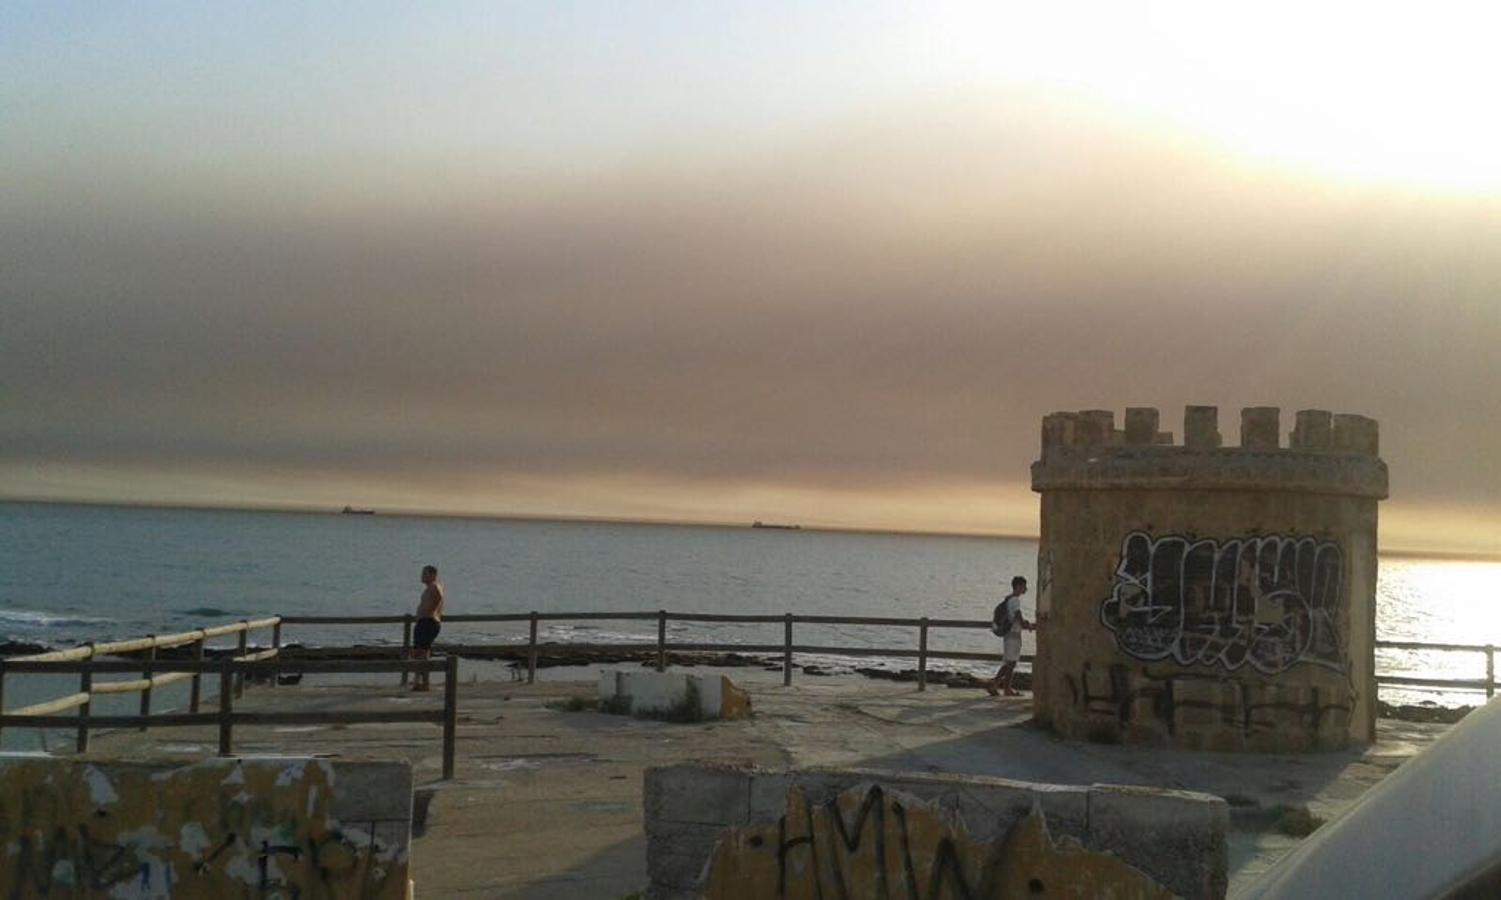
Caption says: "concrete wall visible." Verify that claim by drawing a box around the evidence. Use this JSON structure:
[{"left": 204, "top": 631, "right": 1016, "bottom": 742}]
[
  {"left": 599, "top": 670, "right": 752, "bottom": 720},
  {"left": 644, "top": 764, "right": 1228, "bottom": 899},
  {"left": 0, "top": 754, "right": 412, "bottom": 899},
  {"left": 1031, "top": 406, "right": 1387, "bottom": 752}
]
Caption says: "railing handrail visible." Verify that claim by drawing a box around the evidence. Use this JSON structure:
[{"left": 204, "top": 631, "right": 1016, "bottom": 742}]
[
  {"left": 12, "top": 616, "right": 282, "bottom": 662},
  {"left": 4, "top": 611, "right": 1496, "bottom": 759},
  {"left": 0, "top": 655, "right": 461, "bottom": 779},
  {"left": 1, "top": 657, "right": 450, "bottom": 676}
]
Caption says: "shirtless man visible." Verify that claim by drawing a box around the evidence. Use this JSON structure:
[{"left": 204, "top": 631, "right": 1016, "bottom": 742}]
[{"left": 412, "top": 565, "right": 445, "bottom": 691}]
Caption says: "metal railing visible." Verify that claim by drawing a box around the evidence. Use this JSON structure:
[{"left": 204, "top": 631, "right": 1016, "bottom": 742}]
[
  {"left": 1375, "top": 639, "right": 1497, "bottom": 699},
  {"left": 284, "top": 612, "right": 1501, "bottom": 700},
  {"left": 2, "top": 613, "right": 1491, "bottom": 764},
  {"left": 0, "top": 656, "right": 460, "bottom": 779},
  {"left": 0, "top": 617, "right": 282, "bottom": 751},
  {"left": 281, "top": 610, "right": 1025, "bottom": 690}
]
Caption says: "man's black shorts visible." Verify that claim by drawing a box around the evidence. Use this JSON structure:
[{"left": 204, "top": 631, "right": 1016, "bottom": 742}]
[{"left": 414, "top": 617, "right": 441, "bottom": 649}]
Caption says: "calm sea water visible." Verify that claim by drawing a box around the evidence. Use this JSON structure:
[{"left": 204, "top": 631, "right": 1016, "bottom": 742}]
[{"left": 3, "top": 501, "right": 1499, "bottom": 748}]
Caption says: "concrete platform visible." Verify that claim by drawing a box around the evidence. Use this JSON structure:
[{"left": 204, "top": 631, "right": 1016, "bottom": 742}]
[{"left": 88, "top": 665, "right": 1452, "bottom": 898}]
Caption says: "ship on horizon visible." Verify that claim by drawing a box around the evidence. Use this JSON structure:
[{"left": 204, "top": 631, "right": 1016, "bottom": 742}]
[
  {"left": 751, "top": 520, "right": 800, "bottom": 530},
  {"left": 341, "top": 506, "right": 376, "bottom": 515}
]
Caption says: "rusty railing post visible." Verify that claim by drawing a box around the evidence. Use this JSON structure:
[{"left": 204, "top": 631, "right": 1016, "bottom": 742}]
[
  {"left": 442, "top": 655, "right": 459, "bottom": 780},
  {"left": 0, "top": 659, "right": 7, "bottom": 748},
  {"left": 401, "top": 614, "right": 414, "bottom": 686},
  {"left": 234, "top": 621, "right": 249, "bottom": 698},
  {"left": 218, "top": 657, "right": 234, "bottom": 757},
  {"left": 527, "top": 612, "right": 539, "bottom": 684},
  {"left": 139, "top": 637, "right": 156, "bottom": 730},
  {"left": 783, "top": 613, "right": 794, "bottom": 686},
  {"left": 189, "top": 635, "right": 205, "bottom": 713},
  {"left": 657, "top": 610, "right": 667, "bottom": 672},
  {"left": 270, "top": 619, "right": 282, "bottom": 688},
  {"left": 917, "top": 618, "right": 929, "bottom": 692},
  {"left": 1488, "top": 645, "right": 1496, "bottom": 700},
  {"left": 76, "top": 643, "right": 94, "bottom": 753}
]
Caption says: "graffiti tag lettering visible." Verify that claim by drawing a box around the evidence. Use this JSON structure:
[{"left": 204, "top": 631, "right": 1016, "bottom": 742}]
[{"left": 1100, "top": 532, "right": 1346, "bottom": 674}]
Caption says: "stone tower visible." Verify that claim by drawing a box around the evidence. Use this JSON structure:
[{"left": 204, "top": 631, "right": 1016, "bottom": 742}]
[{"left": 1030, "top": 406, "right": 1387, "bottom": 751}]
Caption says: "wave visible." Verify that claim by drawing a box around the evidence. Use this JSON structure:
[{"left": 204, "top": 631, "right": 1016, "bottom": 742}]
[
  {"left": 0, "top": 608, "right": 113, "bottom": 628},
  {"left": 174, "top": 607, "right": 247, "bottom": 618}
]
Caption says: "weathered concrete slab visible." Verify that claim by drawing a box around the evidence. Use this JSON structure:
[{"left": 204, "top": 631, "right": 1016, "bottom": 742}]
[
  {"left": 600, "top": 670, "right": 753, "bottom": 720},
  {"left": 75, "top": 670, "right": 1450, "bottom": 898},
  {"left": 645, "top": 764, "right": 1228, "bottom": 899},
  {"left": 0, "top": 754, "right": 412, "bottom": 899}
]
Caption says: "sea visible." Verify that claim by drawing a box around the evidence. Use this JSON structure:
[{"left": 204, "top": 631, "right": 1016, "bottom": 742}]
[{"left": 3, "top": 501, "right": 1500, "bottom": 749}]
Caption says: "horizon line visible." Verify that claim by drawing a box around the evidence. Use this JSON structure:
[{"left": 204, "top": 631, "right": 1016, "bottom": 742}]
[{"left": 5, "top": 494, "right": 1501, "bottom": 562}]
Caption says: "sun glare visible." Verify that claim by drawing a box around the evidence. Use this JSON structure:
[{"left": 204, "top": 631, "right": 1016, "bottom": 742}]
[{"left": 927, "top": 1, "right": 1501, "bottom": 191}]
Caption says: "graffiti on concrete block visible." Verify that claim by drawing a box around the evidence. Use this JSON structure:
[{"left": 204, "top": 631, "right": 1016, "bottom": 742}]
[
  {"left": 1100, "top": 532, "right": 1346, "bottom": 674},
  {"left": 0, "top": 759, "right": 408, "bottom": 899},
  {"left": 701, "top": 782, "right": 1172, "bottom": 899}
]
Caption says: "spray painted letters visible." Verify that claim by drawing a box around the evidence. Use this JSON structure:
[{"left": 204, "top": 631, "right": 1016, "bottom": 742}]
[{"left": 1100, "top": 532, "right": 1345, "bottom": 674}]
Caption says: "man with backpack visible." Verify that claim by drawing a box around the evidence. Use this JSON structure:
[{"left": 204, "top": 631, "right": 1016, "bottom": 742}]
[{"left": 986, "top": 575, "right": 1035, "bottom": 697}]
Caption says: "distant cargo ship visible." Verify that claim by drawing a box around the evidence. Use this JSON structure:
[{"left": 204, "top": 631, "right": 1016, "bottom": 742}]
[
  {"left": 751, "top": 521, "right": 800, "bottom": 530},
  {"left": 341, "top": 506, "right": 376, "bottom": 515}
]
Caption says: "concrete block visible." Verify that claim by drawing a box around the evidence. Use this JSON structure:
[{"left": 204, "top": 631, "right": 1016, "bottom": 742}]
[
  {"left": 644, "top": 818, "right": 736, "bottom": 878},
  {"left": 1086, "top": 784, "right": 1229, "bottom": 899},
  {"left": 933, "top": 779, "right": 1089, "bottom": 844},
  {"left": 1076, "top": 409, "right": 1115, "bottom": 446},
  {"left": 1041, "top": 412, "right": 1078, "bottom": 455},
  {"left": 644, "top": 765, "right": 751, "bottom": 826},
  {"left": 1240, "top": 406, "right": 1281, "bottom": 449},
  {"left": 648, "top": 849, "right": 714, "bottom": 890},
  {"left": 1124, "top": 407, "right": 1160, "bottom": 445},
  {"left": 746, "top": 770, "right": 795, "bottom": 820},
  {"left": 1291, "top": 409, "right": 1333, "bottom": 450},
  {"left": 1184, "top": 405, "right": 1222, "bottom": 448},
  {"left": 1332, "top": 413, "right": 1379, "bottom": 455},
  {"left": 601, "top": 670, "right": 748, "bottom": 719},
  {"left": 327, "top": 759, "right": 414, "bottom": 823},
  {"left": 0, "top": 756, "right": 413, "bottom": 900}
]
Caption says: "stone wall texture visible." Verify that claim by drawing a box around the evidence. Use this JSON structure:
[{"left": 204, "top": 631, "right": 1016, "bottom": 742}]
[
  {"left": 0, "top": 754, "right": 412, "bottom": 899},
  {"left": 644, "top": 764, "right": 1228, "bottom": 899},
  {"left": 1031, "top": 406, "right": 1387, "bottom": 751}
]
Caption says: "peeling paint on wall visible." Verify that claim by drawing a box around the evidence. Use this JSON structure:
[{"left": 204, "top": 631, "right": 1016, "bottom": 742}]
[{"left": 0, "top": 757, "right": 410, "bottom": 899}]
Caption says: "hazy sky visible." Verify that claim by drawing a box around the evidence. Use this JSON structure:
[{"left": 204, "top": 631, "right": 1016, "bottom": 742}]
[{"left": 4, "top": 2, "right": 1500, "bottom": 552}]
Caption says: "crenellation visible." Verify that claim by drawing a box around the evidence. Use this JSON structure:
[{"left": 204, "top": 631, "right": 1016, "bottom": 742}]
[
  {"left": 1039, "top": 405, "right": 1380, "bottom": 456},
  {"left": 1184, "top": 406, "right": 1222, "bottom": 448},
  {"left": 1041, "top": 412, "right": 1078, "bottom": 456},
  {"left": 1332, "top": 413, "right": 1379, "bottom": 456},
  {"left": 1291, "top": 409, "right": 1333, "bottom": 450},
  {"left": 1076, "top": 410, "right": 1115, "bottom": 446},
  {"left": 1123, "top": 407, "right": 1159, "bottom": 445},
  {"left": 1240, "top": 406, "right": 1281, "bottom": 449}
]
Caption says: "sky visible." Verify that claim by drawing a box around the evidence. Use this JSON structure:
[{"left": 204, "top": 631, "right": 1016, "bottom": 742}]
[{"left": 3, "top": 1, "right": 1500, "bottom": 553}]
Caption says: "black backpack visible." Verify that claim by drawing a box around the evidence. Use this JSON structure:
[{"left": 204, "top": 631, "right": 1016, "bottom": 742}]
[{"left": 992, "top": 598, "right": 1014, "bottom": 637}]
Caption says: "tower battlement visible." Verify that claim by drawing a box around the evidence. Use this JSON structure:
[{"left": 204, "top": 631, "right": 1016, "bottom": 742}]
[
  {"left": 1041, "top": 405, "right": 1379, "bottom": 455},
  {"left": 1034, "top": 406, "right": 1387, "bottom": 499}
]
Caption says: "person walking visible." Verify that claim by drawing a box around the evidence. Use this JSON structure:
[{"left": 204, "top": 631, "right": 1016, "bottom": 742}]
[
  {"left": 986, "top": 575, "right": 1034, "bottom": 697},
  {"left": 411, "top": 564, "right": 445, "bottom": 691}
]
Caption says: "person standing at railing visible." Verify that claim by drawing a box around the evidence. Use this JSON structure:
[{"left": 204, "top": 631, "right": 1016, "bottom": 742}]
[
  {"left": 411, "top": 564, "right": 446, "bottom": 691},
  {"left": 986, "top": 575, "right": 1035, "bottom": 698}
]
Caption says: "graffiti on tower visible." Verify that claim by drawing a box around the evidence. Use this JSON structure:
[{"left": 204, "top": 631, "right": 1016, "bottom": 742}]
[{"left": 1099, "top": 532, "right": 1345, "bottom": 674}]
